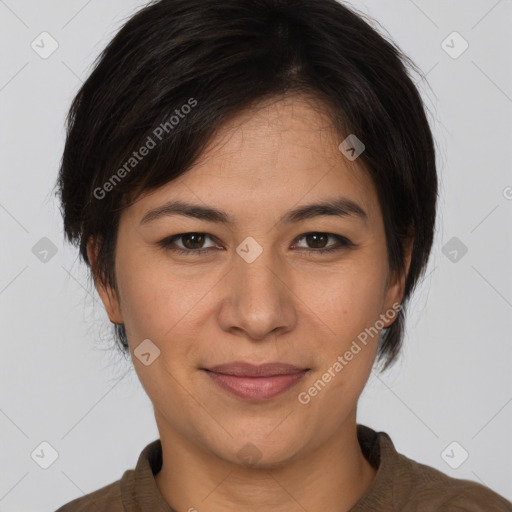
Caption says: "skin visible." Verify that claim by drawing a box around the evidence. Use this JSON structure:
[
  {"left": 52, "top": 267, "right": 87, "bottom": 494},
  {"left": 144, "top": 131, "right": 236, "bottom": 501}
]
[{"left": 88, "top": 93, "right": 412, "bottom": 512}]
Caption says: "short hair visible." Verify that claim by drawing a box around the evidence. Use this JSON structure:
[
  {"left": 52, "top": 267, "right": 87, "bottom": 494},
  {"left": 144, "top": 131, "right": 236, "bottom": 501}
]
[{"left": 56, "top": 0, "right": 438, "bottom": 372}]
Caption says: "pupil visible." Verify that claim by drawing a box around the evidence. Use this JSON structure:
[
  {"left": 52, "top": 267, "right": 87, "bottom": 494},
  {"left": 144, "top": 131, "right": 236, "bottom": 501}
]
[
  {"left": 185, "top": 234, "right": 204, "bottom": 249},
  {"left": 308, "top": 233, "right": 326, "bottom": 248}
]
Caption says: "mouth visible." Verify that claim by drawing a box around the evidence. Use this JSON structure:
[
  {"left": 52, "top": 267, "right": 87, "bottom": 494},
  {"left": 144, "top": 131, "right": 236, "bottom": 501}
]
[{"left": 201, "top": 362, "right": 310, "bottom": 401}]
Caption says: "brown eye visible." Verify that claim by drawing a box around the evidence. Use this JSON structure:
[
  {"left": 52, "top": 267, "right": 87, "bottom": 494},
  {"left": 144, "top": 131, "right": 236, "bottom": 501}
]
[
  {"left": 159, "top": 231, "right": 355, "bottom": 256},
  {"left": 293, "top": 232, "right": 354, "bottom": 254},
  {"left": 159, "top": 233, "right": 219, "bottom": 255},
  {"left": 305, "top": 233, "right": 329, "bottom": 249},
  {"left": 180, "top": 233, "right": 207, "bottom": 249}
]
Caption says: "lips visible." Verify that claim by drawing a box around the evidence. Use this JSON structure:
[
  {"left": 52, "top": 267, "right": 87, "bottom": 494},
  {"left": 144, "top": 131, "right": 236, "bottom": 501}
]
[
  {"left": 205, "top": 361, "right": 309, "bottom": 377},
  {"left": 202, "top": 362, "right": 310, "bottom": 401}
]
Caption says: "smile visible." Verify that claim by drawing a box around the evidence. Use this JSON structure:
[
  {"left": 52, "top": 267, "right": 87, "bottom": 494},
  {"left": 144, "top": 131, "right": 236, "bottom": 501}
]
[{"left": 202, "top": 368, "right": 309, "bottom": 401}]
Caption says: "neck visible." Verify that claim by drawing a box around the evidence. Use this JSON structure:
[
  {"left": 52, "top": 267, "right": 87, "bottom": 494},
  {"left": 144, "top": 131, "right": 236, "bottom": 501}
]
[{"left": 154, "top": 412, "right": 377, "bottom": 512}]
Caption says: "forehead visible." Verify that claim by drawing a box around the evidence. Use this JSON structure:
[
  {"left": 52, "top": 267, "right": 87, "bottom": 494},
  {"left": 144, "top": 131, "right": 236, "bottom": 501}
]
[
  {"left": 194, "top": 95, "right": 363, "bottom": 178},
  {"left": 129, "top": 94, "right": 380, "bottom": 227}
]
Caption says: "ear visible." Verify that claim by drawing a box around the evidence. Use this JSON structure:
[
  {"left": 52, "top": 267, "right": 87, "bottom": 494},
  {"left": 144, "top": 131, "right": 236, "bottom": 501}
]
[
  {"left": 86, "top": 237, "right": 123, "bottom": 325},
  {"left": 381, "top": 237, "right": 413, "bottom": 327}
]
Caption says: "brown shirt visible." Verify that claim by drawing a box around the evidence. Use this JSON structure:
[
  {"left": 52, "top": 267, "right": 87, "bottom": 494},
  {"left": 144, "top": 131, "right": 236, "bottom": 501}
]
[{"left": 55, "top": 424, "right": 512, "bottom": 511}]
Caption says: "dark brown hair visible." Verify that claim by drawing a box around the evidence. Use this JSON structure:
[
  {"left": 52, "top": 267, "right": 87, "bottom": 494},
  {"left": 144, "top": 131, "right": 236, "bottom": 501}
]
[{"left": 56, "top": 0, "right": 438, "bottom": 372}]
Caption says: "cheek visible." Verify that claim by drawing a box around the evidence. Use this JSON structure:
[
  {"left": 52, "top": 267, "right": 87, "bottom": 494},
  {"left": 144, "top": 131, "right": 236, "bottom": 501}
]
[
  {"left": 114, "top": 236, "right": 388, "bottom": 355},
  {"left": 114, "top": 248, "right": 222, "bottom": 342},
  {"left": 114, "top": 248, "right": 173, "bottom": 340},
  {"left": 303, "top": 259, "right": 387, "bottom": 341}
]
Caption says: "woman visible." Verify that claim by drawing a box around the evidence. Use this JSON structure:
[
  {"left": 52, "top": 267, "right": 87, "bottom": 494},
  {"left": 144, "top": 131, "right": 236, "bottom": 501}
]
[{"left": 55, "top": 0, "right": 512, "bottom": 510}]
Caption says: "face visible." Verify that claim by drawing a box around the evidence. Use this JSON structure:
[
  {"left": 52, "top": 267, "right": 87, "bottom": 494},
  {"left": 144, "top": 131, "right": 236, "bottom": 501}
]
[{"left": 90, "top": 94, "right": 410, "bottom": 467}]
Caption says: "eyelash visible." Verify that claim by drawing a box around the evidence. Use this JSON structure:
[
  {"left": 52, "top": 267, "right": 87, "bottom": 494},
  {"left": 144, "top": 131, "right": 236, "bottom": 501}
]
[{"left": 158, "top": 232, "right": 355, "bottom": 256}]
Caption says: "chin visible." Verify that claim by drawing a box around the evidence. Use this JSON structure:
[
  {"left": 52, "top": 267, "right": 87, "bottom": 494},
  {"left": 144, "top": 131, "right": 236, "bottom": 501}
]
[{"left": 206, "top": 426, "right": 308, "bottom": 469}]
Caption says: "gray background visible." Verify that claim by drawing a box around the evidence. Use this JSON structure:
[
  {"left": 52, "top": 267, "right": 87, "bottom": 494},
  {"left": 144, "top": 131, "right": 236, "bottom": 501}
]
[{"left": 0, "top": 0, "right": 511, "bottom": 510}]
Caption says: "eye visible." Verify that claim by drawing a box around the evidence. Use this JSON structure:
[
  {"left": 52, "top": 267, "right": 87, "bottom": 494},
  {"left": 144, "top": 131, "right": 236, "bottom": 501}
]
[
  {"left": 292, "top": 232, "right": 355, "bottom": 254},
  {"left": 158, "top": 232, "right": 355, "bottom": 256},
  {"left": 158, "top": 233, "right": 220, "bottom": 255}
]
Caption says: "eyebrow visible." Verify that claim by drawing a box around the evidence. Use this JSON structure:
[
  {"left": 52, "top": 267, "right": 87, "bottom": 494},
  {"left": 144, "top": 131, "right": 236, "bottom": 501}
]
[{"left": 140, "top": 197, "right": 368, "bottom": 227}]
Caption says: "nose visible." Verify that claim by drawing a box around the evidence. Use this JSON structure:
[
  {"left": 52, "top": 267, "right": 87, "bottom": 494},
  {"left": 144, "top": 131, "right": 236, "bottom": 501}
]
[{"left": 216, "top": 241, "right": 297, "bottom": 342}]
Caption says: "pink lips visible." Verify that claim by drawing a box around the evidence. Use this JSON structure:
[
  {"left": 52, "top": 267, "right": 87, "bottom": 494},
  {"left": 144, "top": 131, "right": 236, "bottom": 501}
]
[{"left": 202, "top": 362, "right": 309, "bottom": 401}]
